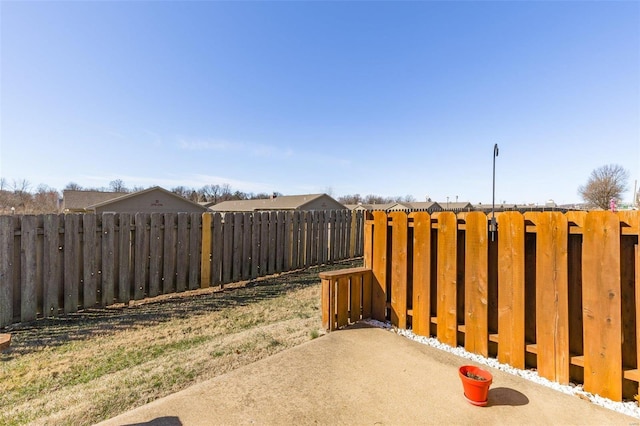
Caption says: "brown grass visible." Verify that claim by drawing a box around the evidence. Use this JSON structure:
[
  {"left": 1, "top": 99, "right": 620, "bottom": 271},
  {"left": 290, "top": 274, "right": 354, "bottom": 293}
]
[{"left": 0, "top": 259, "right": 362, "bottom": 426}]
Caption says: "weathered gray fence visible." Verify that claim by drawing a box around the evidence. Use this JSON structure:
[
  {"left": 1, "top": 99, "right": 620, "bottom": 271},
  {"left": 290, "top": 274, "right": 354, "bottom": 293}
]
[{"left": 0, "top": 210, "right": 364, "bottom": 327}]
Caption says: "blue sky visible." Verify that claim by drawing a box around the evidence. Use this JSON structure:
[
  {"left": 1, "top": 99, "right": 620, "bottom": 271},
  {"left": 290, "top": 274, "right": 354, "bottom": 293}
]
[{"left": 1, "top": 1, "right": 638, "bottom": 205}]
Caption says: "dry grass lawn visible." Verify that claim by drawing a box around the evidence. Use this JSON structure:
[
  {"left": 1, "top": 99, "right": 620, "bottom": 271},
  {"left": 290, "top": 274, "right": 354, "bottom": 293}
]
[{"left": 0, "top": 259, "right": 362, "bottom": 426}]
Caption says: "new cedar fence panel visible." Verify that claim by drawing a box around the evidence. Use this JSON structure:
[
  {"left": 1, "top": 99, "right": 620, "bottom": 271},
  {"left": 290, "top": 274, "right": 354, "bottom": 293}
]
[
  {"left": 464, "top": 212, "right": 489, "bottom": 357},
  {"left": 323, "top": 210, "right": 640, "bottom": 402},
  {"left": 582, "top": 211, "right": 622, "bottom": 401},
  {"left": 1, "top": 209, "right": 362, "bottom": 328},
  {"left": 497, "top": 211, "right": 526, "bottom": 369},
  {"left": 410, "top": 212, "right": 431, "bottom": 337}
]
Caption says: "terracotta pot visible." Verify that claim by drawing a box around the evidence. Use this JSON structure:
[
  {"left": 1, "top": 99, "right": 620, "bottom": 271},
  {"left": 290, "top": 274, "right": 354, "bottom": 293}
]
[{"left": 458, "top": 365, "right": 493, "bottom": 406}]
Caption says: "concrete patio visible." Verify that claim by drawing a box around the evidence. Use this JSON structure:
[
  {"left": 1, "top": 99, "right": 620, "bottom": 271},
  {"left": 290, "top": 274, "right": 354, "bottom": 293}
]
[{"left": 97, "top": 323, "right": 637, "bottom": 425}]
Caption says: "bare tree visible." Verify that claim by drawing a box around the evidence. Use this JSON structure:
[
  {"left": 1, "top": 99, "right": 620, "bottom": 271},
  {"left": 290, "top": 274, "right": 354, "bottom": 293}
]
[
  {"left": 171, "top": 186, "right": 190, "bottom": 198},
  {"left": 65, "top": 182, "right": 83, "bottom": 191},
  {"left": 109, "top": 179, "right": 128, "bottom": 192},
  {"left": 338, "top": 194, "right": 363, "bottom": 204},
  {"left": 12, "top": 178, "right": 31, "bottom": 194},
  {"left": 578, "top": 164, "right": 629, "bottom": 209},
  {"left": 200, "top": 184, "right": 221, "bottom": 203}
]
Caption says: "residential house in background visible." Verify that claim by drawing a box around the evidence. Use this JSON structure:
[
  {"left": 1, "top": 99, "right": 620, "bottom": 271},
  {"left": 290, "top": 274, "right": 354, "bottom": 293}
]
[
  {"left": 210, "top": 193, "right": 346, "bottom": 212},
  {"left": 62, "top": 186, "right": 208, "bottom": 214},
  {"left": 346, "top": 201, "right": 442, "bottom": 214},
  {"left": 344, "top": 203, "right": 397, "bottom": 212}
]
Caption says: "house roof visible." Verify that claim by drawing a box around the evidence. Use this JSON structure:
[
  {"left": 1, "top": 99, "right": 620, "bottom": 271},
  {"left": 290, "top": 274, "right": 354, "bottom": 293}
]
[
  {"left": 210, "top": 194, "right": 345, "bottom": 212},
  {"left": 402, "top": 202, "right": 442, "bottom": 210},
  {"left": 344, "top": 203, "right": 397, "bottom": 211},
  {"left": 88, "top": 186, "right": 208, "bottom": 211},
  {"left": 62, "top": 190, "right": 124, "bottom": 211},
  {"left": 441, "top": 201, "right": 473, "bottom": 210}
]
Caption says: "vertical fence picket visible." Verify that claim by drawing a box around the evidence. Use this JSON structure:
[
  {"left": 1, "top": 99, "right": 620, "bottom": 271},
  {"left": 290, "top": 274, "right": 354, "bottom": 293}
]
[
  {"left": 350, "top": 274, "right": 362, "bottom": 323},
  {"left": 371, "top": 211, "right": 387, "bottom": 321},
  {"left": 163, "top": 213, "right": 177, "bottom": 294},
  {"left": 535, "top": 212, "right": 570, "bottom": 384},
  {"left": 411, "top": 212, "right": 431, "bottom": 337},
  {"left": 20, "top": 215, "right": 38, "bottom": 322},
  {"left": 211, "top": 212, "right": 223, "bottom": 285},
  {"left": 0, "top": 216, "right": 14, "bottom": 326},
  {"left": 250, "top": 212, "right": 260, "bottom": 279},
  {"left": 176, "top": 213, "right": 189, "bottom": 292},
  {"left": 200, "top": 213, "right": 212, "bottom": 288},
  {"left": 118, "top": 213, "right": 132, "bottom": 303},
  {"left": 242, "top": 212, "right": 252, "bottom": 280},
  {"left": 284, "top": 211, "right": 292, "bottom": 271},
  {"left": 321, "top": 276, "right": 333, "bottom": 330},
  {"left": 134, "top": 213, "right": 150, "bottom": 300},
  {"left": 189, "top": 213, "right": 201, "bottom": 290},
  {"left": 275, "top": 211, "right": 285, "bottom": 273},
  {"left": 101, "top": 213, "right": 116, "bottom": 306},
  {"left": 497, "top": 211, "right": 526, "bottom": 369},
  {"left": 260, "top": 212, "right": 269, "bottom": 275},
  {"left": 389, "top": 212, "right": 408, "bottom": 329},
  {"left": 149, "top": 213, "right": 163, "bottom": 296},
  {"left": 222, "top": 213, "right": 233, "bottom": 284},
  {"left": 326, "top": 210, "right": 334, "bottom": 264},
  {"left": 336, "top": 276, "right": 349, "bottom": 328},
  {"left": 349, "top": 210, "right": 357, "bottom": 259},
  {"left": 436, "top": 212, "right": 458, "bottom": 347},
  {"left": 43, "top": 214, "right": 61, "bottom": 316},
  {"left": 464, "top": 212, "right": 489, "bottom": 356},
  {"left": 82, "top": 214, "right": 98, "bottom": 308},
  {"left": 310, "top": 211, "right": 318, "bottom": 266},
  {"left": 268, "top": 212, "right": 277, "bottom": 274},
  {"left": 63, "top": 214, "right": 81, "bottom": 313},
  {"left": 232, "top": 213, "right": 243, "bottom": 282},
  {"left": 304, "top": 212, "right": 312, "bottom": 268},
  {"left": 583, "top": 211, "right": 622, "bottom": 400},
  {"left": 291, "top": 211, "right": 300, "bottom": 270}
]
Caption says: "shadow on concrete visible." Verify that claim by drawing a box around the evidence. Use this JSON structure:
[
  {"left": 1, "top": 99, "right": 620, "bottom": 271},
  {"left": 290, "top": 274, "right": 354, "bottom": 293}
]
[
  {"left": 487, "top": 387, "right": 529, "bottom": 407},
  {"left": 124, "top": 416, "right": 182, "bottom": 426}
]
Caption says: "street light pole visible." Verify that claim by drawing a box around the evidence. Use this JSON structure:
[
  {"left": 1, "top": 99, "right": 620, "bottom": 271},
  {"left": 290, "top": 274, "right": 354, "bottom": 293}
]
[{"left": 491, "top": 144, "right": 499, "bottom": 241}]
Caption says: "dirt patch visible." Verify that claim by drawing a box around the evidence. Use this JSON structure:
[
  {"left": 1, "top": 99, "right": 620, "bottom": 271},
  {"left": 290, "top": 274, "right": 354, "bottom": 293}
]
[{"left": 0, "top": 259, "right": 362, "bottom": 426}]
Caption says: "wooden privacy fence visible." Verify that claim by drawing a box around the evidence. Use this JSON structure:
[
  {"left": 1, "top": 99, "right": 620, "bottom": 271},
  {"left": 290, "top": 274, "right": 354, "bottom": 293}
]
[
  {"left": 0, "top": 209, "right": 364, "bottom": 327},
  {"left": 320, "top": 210, "right": 640, "bottom": 401}
]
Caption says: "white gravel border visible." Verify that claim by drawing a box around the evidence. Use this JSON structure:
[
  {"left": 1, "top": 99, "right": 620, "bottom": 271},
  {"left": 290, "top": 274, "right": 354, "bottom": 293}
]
[{"left": 362, "top": 319, "right": 640, "bottom": 419}]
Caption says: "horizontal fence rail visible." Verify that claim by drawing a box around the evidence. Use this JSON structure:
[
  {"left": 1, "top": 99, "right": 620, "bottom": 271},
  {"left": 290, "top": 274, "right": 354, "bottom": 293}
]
[
  {"left": 0, "top": 210, "right": 364, "bottom": 328},
  {"left": 322, "top": 210, "right": 640, "bottom": 402}
]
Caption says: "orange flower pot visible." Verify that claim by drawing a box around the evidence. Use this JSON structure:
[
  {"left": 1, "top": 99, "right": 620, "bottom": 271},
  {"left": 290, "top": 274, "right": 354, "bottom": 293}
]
[{"left": 458, "top": 365, "right": 493, "bottom": 406}]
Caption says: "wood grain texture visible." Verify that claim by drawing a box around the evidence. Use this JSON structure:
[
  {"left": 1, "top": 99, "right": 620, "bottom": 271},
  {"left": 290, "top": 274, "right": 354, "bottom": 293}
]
[
  {"left": 497, "top": 211, "right": 525, "bottom": 369},
  {"left": 582, "top": 211, "right": 622, "bottom": 400},
  {"left": 371, "top": 211, "right": 388, "bottom": 321},
  {"left": 411, "top": 212, "right": 431, "bottom": 337},
  {"left": 535, "top": 212, "right": 569, "bottom": 384},
  {"left": 437, "top": 212, "right": 458, "bottom": 346},
  {"left": 464, "top": 212, "right": 489, "bottom": 356},
  {"left": 390, "top": 212, "right": 408, "bottom": 329}
]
